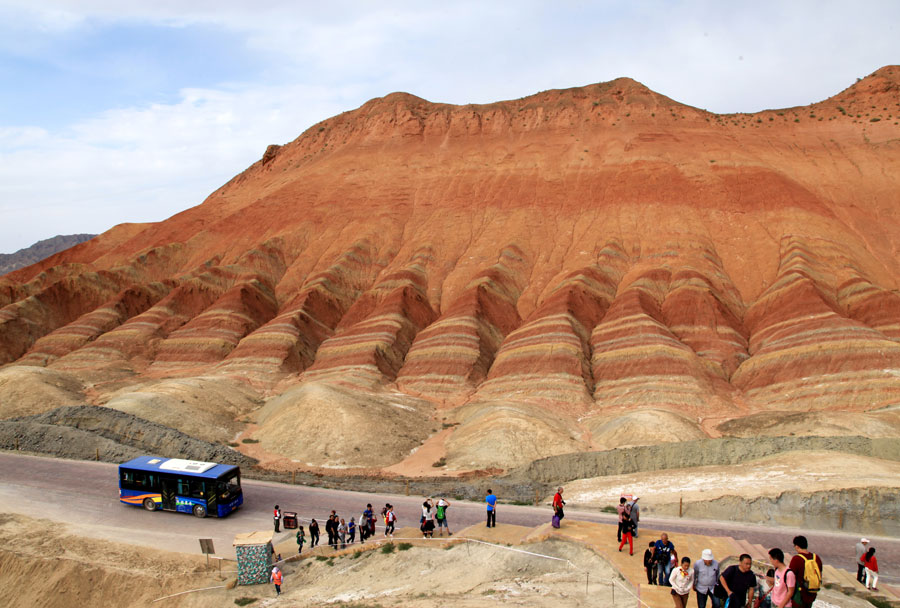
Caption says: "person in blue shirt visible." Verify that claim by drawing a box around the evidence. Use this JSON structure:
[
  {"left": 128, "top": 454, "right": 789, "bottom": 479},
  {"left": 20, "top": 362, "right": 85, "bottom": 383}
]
[
  {"left": 485, "top": 489, "right": 497, "bottom": 527},
  {"left": 652, "top": 532, "right": 677, "bottom": 586}
]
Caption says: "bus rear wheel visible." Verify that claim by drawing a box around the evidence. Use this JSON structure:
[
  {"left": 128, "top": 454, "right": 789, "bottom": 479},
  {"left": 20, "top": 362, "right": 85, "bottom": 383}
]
[
  {"left": 142, "top": 498, "right": 156, "bottom": 511},
  {"left": 193, "top": 504, "right": 207, "bottom": 518}
]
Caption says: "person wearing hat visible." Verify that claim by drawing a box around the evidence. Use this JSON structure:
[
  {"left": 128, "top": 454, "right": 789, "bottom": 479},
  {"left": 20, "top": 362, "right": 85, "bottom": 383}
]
[
  {"left": 270, "top": 566, "right": 283, "bottom": 596},
  {"left": 694, "top": 548, "right": 721, "bottom": 608},
  {"left": 856, "top": 538, "right": 870, "bottom": 583}
]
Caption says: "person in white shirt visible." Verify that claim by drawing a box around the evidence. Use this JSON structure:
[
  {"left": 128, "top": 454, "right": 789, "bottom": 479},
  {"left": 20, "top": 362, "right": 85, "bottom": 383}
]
[{"left": 670, "top": 556, "right": 695, "bottom": 608}]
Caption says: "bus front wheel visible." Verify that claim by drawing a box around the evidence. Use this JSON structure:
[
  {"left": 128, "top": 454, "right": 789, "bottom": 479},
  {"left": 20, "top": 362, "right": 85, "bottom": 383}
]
[
  {"left": 193, "top": 504, "right": 207, "bottom": 518},
  {"left": 142, "top": 498, "right": 156, "bottom": 511}
]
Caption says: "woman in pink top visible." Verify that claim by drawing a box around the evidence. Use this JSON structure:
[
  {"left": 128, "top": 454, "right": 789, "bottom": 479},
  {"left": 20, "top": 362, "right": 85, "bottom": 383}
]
[{"left": 767, "top": 547, "right": 795, "bottom": 608}]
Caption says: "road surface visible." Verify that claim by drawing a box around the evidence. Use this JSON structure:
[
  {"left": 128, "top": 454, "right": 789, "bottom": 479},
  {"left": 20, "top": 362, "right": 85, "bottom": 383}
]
[{"left": 0, "top": 452, "right": 895, "bottom": 583}]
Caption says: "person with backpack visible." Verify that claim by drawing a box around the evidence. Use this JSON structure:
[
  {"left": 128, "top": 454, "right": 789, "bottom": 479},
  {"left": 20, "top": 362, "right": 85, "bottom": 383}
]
[
  {"left": 788, "top": 535, "right": 822, "bottom": 608},
  {"left": 436, "top": 497, "right": 451, "bottom": 536},
  {"left": 863, "top": 547, "right": 879, "bottom": 591},
  {"left": 421, "top": 499, "right": 435, "bottom": 538},
  {"left": 767, "top": 548, "right": 796, "bottom": 608},
  {"left": 653, "top": 533, "right": 677, "bottom": 586},
  {"left": 629, "top": 496, "right": 640, "bottom": 537},
  {"left": 361, "top": 504, "right": 374, "bottom": 542}
]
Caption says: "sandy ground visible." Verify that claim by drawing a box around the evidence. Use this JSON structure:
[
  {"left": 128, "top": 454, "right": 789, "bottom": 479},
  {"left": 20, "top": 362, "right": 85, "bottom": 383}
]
[{"left": 561, "top": 450, "right": 900, "bottom": 507}]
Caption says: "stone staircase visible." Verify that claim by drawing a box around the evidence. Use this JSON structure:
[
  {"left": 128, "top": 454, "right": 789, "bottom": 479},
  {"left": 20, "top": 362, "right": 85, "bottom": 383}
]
[{"left": 823, "top": 563, "right": 900, "bottom": 607}]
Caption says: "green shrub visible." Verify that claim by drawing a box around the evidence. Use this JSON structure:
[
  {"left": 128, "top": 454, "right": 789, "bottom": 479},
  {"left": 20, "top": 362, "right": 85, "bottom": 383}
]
[
  {"left": 241, "top": 438, "right": 259, "bottom": 444},
  {"left": 235, "top": 599, "right": 257, "bottom": 606},
  {"left": 381, "top": 543, "right": 395, "bottom": 554},
  {"left": 398, "top": 543, "right": 413, "bottom": 551},
  {"left": 870, "top": 117, "right": 881, "bottom": 122}
]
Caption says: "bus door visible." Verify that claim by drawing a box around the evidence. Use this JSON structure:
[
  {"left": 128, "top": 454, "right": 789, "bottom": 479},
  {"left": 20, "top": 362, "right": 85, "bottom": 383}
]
[{"left": 160, "top": 477, "right": 178, "bottom": 511}]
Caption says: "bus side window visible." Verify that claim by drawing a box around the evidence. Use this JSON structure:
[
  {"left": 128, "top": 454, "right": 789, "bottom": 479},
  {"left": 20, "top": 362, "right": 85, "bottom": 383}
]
[
  {"left": 147, "top": 474, "right": 157, "bottom": 490},
  {"left": 177, "top": 478, "right": 191, "bottom": 496},
  {"left": 190, "top": 480, "right": 205, "bottom": 499},
  {"left": 133, "top": 472, "right": 147, "bottom": 488},
  {"left": 121, "top": 471, "right": 134, "bottom": 487}
]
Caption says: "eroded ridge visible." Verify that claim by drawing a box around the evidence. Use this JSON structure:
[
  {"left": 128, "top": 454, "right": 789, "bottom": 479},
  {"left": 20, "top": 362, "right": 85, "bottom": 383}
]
[
  {"left": 732, "top": 237, "right": 900, "bottom": 410},
  {"left": 396, "top": 245, "right": 528, "bottom": 402}
]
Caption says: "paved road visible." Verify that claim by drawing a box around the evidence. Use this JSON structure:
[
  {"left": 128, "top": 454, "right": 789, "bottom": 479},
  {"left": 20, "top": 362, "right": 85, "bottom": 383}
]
[{"left": 0, "top": 452, "right": 896, "bottom": 583}]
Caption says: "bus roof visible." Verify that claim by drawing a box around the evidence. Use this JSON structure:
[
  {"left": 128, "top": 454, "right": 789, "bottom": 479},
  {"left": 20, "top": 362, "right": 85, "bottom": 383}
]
[{"left": 119, "top": 455, "right": 239, "bottom": 480}]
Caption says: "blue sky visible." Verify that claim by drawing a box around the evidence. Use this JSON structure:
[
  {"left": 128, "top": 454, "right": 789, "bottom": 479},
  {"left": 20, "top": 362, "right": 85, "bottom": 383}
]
[{"left": 1, "top": 0, "right": 898, "bottom": 253}]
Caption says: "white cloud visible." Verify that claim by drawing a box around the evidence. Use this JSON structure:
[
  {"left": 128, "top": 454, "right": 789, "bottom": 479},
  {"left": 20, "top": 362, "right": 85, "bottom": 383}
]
[
  {"left": 0, "top": 0, "right": 898, "bottom": 252},
  {"left": 0, "top": 82, "right": 358, "bottom": 251}
]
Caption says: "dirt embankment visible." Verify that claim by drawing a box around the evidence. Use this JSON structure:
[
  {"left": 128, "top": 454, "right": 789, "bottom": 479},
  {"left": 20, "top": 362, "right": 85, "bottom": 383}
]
[
  {"left": 505, "top": 435, "right": 900, "bottom": 489},
  {"left": 0, "top": 513, "right": 203, "bottom": 608},
  {"left": 654, "top": 487, "right": 900, "bottom": 537},
  {"left": 0, "top": 405, "right": 256, "bottom": 467}
]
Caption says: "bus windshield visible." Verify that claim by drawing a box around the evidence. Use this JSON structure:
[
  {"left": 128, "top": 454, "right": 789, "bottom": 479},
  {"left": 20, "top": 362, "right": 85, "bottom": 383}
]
[{"left": 218, "top": 472, "right": 241, "bottom": 498}]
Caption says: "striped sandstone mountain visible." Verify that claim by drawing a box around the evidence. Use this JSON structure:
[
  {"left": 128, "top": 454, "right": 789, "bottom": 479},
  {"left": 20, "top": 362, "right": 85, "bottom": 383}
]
[{"left": 1, "top": 67, "right": 899, "bottom": 468}]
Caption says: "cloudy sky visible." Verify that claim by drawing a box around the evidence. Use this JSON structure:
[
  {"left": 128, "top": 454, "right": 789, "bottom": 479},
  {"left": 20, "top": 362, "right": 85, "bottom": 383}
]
[{"left": 1, "top": 1, "right": 897, "bottom": 253}]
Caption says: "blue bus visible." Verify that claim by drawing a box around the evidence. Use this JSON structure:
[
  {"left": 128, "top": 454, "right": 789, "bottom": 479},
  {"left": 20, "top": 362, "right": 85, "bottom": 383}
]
[{"left": 119, "top": 456, "right": 243, "bottom": 518}]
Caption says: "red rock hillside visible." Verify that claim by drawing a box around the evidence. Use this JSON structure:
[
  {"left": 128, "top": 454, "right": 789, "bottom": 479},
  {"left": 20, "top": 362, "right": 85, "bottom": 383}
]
[{"left": 1, "top": 67, "right": 899, "bottom": 470}]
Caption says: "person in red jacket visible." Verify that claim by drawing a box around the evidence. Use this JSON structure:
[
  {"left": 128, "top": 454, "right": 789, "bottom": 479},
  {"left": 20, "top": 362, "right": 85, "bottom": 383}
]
[
  {"left": 552, "top": 487, "right": 565, "bottom": 523},
  {"left": 863, "top": 547, "right": 879, "bottom": 591}
]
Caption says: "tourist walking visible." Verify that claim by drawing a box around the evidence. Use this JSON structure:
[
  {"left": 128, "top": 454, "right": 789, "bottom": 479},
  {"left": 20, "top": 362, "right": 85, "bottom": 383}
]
[
  {"left": 348, "top": 517, "right": 356, "bottom": 544},
  {"left": 863, "top": 547, "right": 879, "bottom": 591},
  {"left": 385, "top": 504, "right": 396, "bottom": 537},
  {"left": 788, "top": 535, "right": 822, "bottom": 608},
  {"left": 309, "top": 518, "right": 320, "bottom": 548},
  {"left": 856, "top": 538, "right": 870, "bottom": 584},
  {"left": 768, "top": 547, "right": 796, "bottom": 608},
  {"left": 618, "top": 512, "right": 636, "bottom": 555},
  {"left": 629, "top": 496, "right": 641, "bottom": 537},
  {"left": 616, "top": 497, "right": 629, "bottom": 542},
  {"left": 436, "top": 497, "right": 451, "bottom": 536},
  {"left": 485, "top": 489, "right": 497, "bottom": 527},
  {"left": 719, "top": 553, "right": 757, "bottom": 608},
  {"left": 653, "top": 533, "right": 677, "bottom": 586},
  {"left": 325, "top": 513, "right": 337, "bottom": 550},
  {"left": 669, "top": 556, "right": 694, "bottom": 608},
  {"left": 296, "top": 525, "right": 305, "bottom": 554},
  {"left": 644, "top": 542, "right": 657, "bottom": 585},
  {"left": 362, "top": 503, "right": 375, "bottom": 540},
  {"left": 552, "top": 487, "right": 565, "bottom": 525},
  {"left": 270, "top": 566, "right": 283, "bottom": 596},
  {"left": 273, "top": 504, "right": 282, "bottom": 533},
  {"left": 694, "top": 548, "right": 720, "bottom": 608},
  {"left": 338, "top": 518, "right": 348, "bottom": 549}
]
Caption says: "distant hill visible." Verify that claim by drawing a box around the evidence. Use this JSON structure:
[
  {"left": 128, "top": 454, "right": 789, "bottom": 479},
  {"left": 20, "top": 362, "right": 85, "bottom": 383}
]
[{"left": 0, "top": 234, "right": 96, "bottom": 275}]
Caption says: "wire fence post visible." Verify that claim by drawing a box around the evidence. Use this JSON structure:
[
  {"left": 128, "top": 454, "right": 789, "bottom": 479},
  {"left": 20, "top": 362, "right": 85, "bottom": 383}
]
[
  {"left": 585, "top": 572, "right": 589, "bottom": 596},
  {"left": 611, "top": 580, "right": 615, "bottom": 603}
]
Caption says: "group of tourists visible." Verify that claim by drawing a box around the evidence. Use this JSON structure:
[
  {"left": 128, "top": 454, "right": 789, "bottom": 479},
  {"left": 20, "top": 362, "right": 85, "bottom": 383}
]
[
  {"left": 639, "top": 532, "right": 824, "bottom": 608},
  {"left": 273, "top": 502, "right": 399, "bottom": 554},
  {"left": 419, "top": 497, "right": 452, "bottom": 537}
]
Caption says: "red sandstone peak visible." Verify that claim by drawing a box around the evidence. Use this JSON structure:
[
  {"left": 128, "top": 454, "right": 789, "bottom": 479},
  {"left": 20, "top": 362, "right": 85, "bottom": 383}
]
[{"left": 2, "top": 69, "right": 900, "bottom": 469}]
